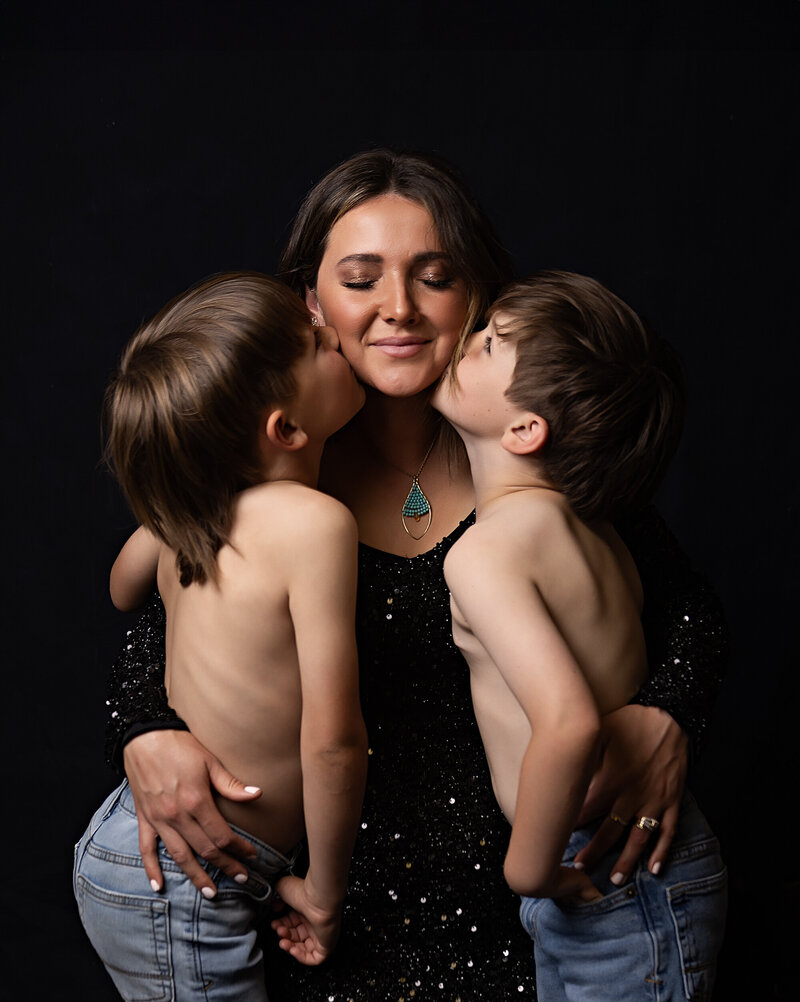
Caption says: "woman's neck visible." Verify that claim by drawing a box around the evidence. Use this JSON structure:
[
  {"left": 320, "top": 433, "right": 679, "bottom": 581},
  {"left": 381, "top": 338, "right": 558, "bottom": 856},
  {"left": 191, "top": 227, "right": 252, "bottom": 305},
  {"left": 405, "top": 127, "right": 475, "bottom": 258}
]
[
  {"left": 352, "top": 388, "right": 441, "bottom": 473},
  {"left": 320, "top": 387, "right": 475, "bottom": 557}
]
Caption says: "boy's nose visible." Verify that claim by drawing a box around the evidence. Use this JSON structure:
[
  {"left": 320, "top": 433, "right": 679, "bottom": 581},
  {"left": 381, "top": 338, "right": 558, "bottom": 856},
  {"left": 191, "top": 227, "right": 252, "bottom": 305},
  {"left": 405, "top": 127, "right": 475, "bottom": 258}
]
[{"left": 465, "top": 329, "right": 484, "bottom": 357}]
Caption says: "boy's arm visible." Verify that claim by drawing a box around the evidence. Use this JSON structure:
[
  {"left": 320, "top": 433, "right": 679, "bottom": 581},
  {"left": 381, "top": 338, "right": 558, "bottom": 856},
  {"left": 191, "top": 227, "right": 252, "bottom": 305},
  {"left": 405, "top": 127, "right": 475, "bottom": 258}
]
[
  {"left": 445, "top": 539, "right": 601, "bottom": 901},
  {"left": 109, "top": 526, "right": 161, "bottom": 611},
  {"left": 274, "top": 499, "right": 368, "bottom": 963}
]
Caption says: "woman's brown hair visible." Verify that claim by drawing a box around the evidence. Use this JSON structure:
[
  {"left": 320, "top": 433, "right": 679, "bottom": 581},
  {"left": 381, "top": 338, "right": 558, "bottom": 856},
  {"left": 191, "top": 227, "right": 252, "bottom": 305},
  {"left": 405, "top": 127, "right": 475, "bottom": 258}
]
[
  {"left": 492, "top": 270, "right": 685, "bottom": 523},
  {"left": 104, "top": 272, "right": 310, "bottom": 585},
  {"left": 279, "top": 148, "right": 514, "bottom": 339}
]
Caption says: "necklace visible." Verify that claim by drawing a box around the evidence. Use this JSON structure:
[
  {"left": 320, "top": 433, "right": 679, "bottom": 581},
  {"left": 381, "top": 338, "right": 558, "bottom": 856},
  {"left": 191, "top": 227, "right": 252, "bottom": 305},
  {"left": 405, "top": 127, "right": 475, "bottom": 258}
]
[{"left": 401, "top": 438, "right": 436, "bottom": 539}]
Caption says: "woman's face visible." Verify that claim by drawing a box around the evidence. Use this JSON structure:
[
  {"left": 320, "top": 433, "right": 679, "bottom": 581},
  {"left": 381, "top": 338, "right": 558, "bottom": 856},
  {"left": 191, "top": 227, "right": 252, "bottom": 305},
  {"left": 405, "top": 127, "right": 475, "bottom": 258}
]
[{"left": 308, "top": 194, "right": 470, "bottom": 398}]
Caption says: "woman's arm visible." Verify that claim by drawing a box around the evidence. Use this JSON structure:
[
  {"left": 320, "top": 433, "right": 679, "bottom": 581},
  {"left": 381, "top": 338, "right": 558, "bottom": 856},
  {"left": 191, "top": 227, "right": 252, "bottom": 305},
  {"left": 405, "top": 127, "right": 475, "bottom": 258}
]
[
  {"left": 624, "top": 505, "right": 729, "bottom": 755},
  {"left": 575, "top": 505, "right": 729, "bottom": 880},
  {"left": 104, "top": 591, "right": 184, "bottom": 768}
]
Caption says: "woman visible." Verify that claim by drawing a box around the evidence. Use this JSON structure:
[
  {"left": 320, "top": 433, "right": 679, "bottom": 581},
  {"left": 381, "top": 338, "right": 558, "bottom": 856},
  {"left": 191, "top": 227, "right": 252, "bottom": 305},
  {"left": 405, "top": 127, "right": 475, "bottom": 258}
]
[{"left": 105, "top": 149, "right": 728, "bottom": 1000}]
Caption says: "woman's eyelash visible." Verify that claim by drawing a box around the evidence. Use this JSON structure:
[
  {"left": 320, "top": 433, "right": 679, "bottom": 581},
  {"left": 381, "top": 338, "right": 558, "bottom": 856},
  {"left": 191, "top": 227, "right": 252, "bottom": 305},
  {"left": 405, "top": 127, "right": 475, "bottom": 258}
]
[{"left": 341, "top": 276, "right": 455, "bottom": 290}]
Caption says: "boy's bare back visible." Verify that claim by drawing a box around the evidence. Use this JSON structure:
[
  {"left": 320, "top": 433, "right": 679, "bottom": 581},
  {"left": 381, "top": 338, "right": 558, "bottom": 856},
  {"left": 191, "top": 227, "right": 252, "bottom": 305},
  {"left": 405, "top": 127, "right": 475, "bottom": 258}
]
[
  {"left": 444, "top": 488, "right": 647, "bottom": 824},
  {"left": 159, "top": 480, "right": 360, "bottom": 853}
]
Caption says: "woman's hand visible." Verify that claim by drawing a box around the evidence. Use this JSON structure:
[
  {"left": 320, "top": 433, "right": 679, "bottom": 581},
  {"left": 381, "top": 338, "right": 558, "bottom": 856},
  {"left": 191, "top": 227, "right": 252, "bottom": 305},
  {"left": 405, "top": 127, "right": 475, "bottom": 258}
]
[
  {"left": 574, "top": 704, "right": 688, "bottom": 884},
  {"left": 123, "top": 729, "right": 261, "bottom": 896},
  {"left": 271, "top": 874, "right": 342, "bottom": 966}
]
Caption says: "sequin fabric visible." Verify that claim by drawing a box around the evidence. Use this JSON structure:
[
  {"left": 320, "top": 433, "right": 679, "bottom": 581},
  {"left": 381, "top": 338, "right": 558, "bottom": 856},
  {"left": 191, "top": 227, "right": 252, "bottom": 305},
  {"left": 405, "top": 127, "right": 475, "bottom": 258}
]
[
  {"left": 264, "top": 512, "right": 537, "bottom": 1000},
  {"left": 104, "top": 506, "right": 728, "bottom": 1000},
  {"left": 617, "top": 506, "right": 729, "bottom": 756}
]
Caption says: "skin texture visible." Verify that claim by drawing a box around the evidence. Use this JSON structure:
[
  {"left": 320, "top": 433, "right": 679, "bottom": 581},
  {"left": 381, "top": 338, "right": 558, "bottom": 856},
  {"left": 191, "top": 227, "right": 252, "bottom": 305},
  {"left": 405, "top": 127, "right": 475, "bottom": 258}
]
[{"left": 120, "top": 194, "right": 689, "bottom": 960}]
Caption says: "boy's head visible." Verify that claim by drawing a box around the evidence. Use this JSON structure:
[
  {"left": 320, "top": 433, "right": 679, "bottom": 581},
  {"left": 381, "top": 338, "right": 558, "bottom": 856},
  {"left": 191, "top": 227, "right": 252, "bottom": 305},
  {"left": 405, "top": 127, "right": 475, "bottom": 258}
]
[
  {"left": 105, "top": 271, "right": 361, "bottom": 585},
  {"left": 438, "top": 270, "right": 685, "bottom": 523}
]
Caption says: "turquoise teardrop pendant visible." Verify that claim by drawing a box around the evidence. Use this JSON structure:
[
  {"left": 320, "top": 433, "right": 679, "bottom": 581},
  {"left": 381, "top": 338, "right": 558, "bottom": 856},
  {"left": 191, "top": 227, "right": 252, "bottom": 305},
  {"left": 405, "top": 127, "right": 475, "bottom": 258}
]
[{"left": 402, "top": 477, "right": 432, "bottom": 538}]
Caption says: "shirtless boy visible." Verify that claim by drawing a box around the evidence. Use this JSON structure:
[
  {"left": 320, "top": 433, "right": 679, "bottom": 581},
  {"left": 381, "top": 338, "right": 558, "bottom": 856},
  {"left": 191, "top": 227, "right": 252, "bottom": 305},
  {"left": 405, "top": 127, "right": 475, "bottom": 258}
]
[
  {"left": 432, "top": 270, "right": 726, "bottom": 1001},
  {"left": 73, "top": 272, "right": 368, "bottom": 1000}
]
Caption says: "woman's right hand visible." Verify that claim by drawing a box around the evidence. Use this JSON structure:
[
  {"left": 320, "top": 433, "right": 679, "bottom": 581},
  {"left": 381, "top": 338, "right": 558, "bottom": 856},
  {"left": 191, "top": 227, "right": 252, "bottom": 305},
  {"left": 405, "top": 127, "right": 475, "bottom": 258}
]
[{"left": 123, "top": 729, "right": 261, "bottom": 896}]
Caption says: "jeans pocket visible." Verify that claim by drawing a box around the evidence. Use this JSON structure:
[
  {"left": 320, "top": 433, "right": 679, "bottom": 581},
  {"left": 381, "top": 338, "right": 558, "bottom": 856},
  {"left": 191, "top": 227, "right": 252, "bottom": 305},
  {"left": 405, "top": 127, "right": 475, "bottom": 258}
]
[
  {"left": 667, "top": 864, "right": 728, "bottom": 1001},
  {"left": 74, "top": 872, "right": 173, "bottom": 1002}
]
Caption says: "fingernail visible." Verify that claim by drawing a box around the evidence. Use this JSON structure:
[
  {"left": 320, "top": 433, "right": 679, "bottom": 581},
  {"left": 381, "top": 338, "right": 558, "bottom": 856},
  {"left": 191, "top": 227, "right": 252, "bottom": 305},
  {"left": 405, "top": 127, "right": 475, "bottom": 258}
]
[
  {"left": 651, "top": 861, "right": 661, "bottom": 876},
  {"left": 150, "top": 879, "right": 161, "bottom": 893},
  {"left": 234, "top": 872, "right": 248, "bottom": 884},
  {"left": 573, "top": 861, "right": 584, "bottom": 870},
  {"left": 201, "top": 886, "right": 217, "bottom": 900},
  {"left": 610, "top": 871, "right": 625, "bottom": 886},
  {"left": 244, "top": 786, "right": 261, "bottom": 794}
]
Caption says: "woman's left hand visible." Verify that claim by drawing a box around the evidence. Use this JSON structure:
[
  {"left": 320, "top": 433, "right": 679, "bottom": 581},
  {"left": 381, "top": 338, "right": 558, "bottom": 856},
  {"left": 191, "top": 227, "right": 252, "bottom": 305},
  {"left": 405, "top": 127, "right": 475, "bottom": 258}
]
[{"left": 573, "top": 704, "right": 688, "bottom": 884}]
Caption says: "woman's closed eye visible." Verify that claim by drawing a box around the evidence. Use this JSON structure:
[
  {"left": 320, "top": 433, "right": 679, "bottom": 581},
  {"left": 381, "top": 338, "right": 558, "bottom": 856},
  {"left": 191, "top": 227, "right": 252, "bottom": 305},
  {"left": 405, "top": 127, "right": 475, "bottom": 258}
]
[
  {"left": 341, "top": 276, "right": 377, "bottom": 289},
  {"left": 419, "top": 274, "right": 456, "bottom": 289}
]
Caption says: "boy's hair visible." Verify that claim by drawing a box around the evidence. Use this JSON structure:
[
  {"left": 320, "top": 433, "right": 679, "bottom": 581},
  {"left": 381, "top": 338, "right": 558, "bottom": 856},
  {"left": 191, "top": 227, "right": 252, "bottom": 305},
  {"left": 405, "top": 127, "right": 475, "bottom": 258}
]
[
  {"left": 104, "top": 272, "right": 311, "bottom": 585},
  {"left": 490, "top": 270, "right": 685, "bottom": 523}
]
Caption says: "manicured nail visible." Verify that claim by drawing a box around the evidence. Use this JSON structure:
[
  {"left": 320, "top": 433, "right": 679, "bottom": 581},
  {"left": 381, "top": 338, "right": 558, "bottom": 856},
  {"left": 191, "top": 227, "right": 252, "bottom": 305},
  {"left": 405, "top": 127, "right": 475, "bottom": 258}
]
[
  {"left": 651, "top": 861, "right": 661, "bottom": 876},
  {"left": 234, "top": 873, "right": 248, "bottom": 884},
  {"left": 573, "top": 861, "right": 584, "bottom": 870},
  {"left": 150, "top": 879, "right": 161, "bottom": 893},
  {"left": 244, "top": 786, "right": 261, "bottom": 794},
  {"left": 610, "top": 871, "right": 625, "bottom": 886},
  {"left": 201, "top": 886, "right": 217, "bottom": 900}
]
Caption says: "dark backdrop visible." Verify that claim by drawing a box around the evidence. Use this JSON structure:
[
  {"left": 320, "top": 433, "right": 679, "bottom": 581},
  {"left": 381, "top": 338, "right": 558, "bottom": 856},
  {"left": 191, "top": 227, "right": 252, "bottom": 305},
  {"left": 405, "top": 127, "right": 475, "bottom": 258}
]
[{"left": 3, "top": 15, "right": 797, "bottom": 999}]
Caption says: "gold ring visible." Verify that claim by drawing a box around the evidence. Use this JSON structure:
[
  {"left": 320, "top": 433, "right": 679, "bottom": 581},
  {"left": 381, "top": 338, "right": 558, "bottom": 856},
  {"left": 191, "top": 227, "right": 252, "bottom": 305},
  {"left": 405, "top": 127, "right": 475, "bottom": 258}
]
[
  {"left": 609, "top": 813, "right": 628, "bottom": 827},
  {"left": 635, "top": 816, "right": 661, "bottom": 832}
]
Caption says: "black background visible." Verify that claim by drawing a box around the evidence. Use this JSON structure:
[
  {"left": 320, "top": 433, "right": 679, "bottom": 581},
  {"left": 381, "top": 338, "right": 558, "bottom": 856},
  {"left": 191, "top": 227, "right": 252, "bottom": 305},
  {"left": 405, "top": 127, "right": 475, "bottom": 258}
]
[{"left": 3, "top": 5, "right": 798, "bottom": 998}]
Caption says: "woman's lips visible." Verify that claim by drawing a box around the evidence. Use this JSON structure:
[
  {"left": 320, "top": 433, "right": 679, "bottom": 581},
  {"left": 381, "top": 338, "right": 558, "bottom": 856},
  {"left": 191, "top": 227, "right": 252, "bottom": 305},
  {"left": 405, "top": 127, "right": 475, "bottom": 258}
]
[{"left": 371, "top": 337, "right": 429, "bottom": 358}]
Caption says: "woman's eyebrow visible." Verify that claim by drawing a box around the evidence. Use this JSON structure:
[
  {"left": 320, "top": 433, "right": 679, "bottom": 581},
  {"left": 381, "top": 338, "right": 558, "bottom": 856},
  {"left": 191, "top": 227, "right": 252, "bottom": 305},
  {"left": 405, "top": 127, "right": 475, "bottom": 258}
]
[
  {"left": 335, "top": 251, "right": 452, "bottom": 267},
  {"left": 335, "top": 253, "right": 382, "bottom": 266}
]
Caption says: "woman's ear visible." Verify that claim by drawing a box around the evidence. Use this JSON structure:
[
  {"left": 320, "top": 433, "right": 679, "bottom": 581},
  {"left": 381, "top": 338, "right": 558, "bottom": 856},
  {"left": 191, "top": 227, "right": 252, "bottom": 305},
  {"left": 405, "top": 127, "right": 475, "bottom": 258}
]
[
  {"left": 265, "top": 409, "right": 309, "bottom": 452},
  {"left": 305, "top": 287, "right": 324, "bottom": 326},
  {"left": 501, "top": 412, "right": 549, "bottom": 456}
]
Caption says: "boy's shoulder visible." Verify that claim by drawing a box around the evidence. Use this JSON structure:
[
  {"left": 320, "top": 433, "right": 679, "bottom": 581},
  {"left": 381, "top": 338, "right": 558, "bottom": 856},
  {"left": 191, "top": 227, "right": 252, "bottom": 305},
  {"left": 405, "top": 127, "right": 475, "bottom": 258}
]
[
  {"left": 445, "top": 490, "right": 575, "bottom": 583},
  {"left": 235, "top": 482, "right": 357, "bottom": 545}
]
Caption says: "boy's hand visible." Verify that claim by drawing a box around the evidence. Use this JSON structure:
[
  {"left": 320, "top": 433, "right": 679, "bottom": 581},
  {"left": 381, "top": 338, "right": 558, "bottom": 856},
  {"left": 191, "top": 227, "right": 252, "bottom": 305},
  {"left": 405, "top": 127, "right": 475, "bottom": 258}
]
[
  {"left": 549, "top": 865, "right": 603, "bottom": 906},
  {"left": 271, "top": 874, "right": 342, "bottom": 966}
]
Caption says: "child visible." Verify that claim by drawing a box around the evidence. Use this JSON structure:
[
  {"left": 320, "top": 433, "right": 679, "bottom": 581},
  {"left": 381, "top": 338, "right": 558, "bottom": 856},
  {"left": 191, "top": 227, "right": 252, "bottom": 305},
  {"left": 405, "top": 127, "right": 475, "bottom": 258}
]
[
  {"left": 73, "top": 272, "right": 368, "bottom": 1001},
  {"left": 432, "top": 271, "right": 727, "bottom": 1001}
]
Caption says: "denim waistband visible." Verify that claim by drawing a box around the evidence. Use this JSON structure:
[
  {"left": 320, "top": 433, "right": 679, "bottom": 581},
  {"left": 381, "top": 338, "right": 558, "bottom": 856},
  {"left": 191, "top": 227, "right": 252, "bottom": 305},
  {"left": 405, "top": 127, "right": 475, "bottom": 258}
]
[{"left": 117, "top": 780, "right": 301, "bottom": 879}]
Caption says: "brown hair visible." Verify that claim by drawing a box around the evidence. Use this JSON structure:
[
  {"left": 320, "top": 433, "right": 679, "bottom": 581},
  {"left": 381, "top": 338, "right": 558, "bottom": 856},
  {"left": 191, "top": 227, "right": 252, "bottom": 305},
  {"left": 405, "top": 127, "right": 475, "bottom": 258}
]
[
  {"left": 104, "top": 272, "right": 310, "bottom": 585},
  {"left": 491, "top": 270, "right": 685, "bottom": 523},
  {"left": 278, "top": 148, "right": 513, "bottom": 338}
]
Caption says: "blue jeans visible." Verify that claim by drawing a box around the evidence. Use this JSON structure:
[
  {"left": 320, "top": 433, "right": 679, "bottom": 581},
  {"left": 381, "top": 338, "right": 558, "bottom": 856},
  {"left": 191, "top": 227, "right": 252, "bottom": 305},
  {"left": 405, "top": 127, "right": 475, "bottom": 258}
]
[
  {"left": 519, "top": 793, "right": 727, "bottom": 1002},
  {"left": 73, "top": 781, "right": 297, "bottom": 1001}
]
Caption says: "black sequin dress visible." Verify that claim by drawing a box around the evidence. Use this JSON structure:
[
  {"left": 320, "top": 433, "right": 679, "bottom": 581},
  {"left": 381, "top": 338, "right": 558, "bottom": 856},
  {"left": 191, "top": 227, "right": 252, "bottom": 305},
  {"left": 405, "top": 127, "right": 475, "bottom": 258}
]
[{"left": 105, "top": 506, "right": 728, "bottom": 1001}]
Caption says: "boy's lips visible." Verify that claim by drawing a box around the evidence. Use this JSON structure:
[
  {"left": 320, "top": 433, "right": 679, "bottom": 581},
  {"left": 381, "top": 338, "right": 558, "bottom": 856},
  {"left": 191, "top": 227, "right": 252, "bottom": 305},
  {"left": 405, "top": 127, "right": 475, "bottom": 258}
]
[{"left": 371, "top": 336, "right": 429, "bottom": 358}]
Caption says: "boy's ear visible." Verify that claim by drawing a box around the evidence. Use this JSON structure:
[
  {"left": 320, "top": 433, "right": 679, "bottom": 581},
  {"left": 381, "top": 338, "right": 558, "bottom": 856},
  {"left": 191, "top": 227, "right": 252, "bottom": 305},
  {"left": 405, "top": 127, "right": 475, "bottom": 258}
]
[
  {"left": 501, "top": 412, "right": 549, "bottom": 456},
  {"left": 265, "top": 408, "right": 309, "bottom": 452},
  {"left": 305, "top": 287, "right": 324, "bottom": 326}
]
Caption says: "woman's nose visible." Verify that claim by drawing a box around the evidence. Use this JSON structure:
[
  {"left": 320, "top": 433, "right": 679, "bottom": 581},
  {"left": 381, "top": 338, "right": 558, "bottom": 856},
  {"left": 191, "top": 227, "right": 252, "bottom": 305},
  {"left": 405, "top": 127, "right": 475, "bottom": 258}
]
[{"left": 379, "top": 277, "right": 419, "bottom": 326}]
